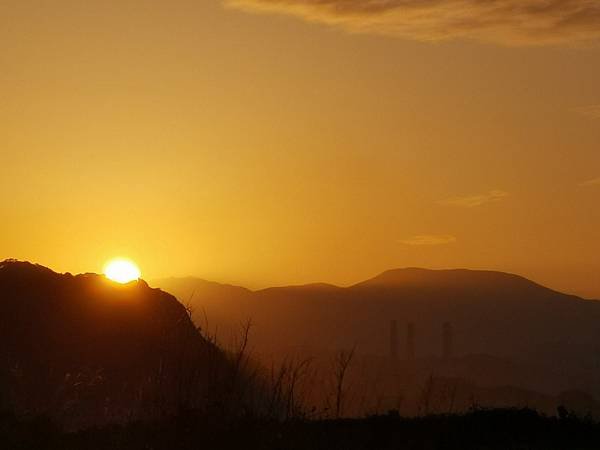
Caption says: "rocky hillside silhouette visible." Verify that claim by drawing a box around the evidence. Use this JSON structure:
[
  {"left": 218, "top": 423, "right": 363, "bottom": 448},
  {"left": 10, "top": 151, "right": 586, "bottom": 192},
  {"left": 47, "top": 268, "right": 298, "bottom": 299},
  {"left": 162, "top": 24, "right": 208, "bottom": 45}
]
[
  {"left": 0, "top": 260, "right": 232, "bottom": 428},
  {"left": 157, "top": 268, "right": 600, "bottom": 398}
]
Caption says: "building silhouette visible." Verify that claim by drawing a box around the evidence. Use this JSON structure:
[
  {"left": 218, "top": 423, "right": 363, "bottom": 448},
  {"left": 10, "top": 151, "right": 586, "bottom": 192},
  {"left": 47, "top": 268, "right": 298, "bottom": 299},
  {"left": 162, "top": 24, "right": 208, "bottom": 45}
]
[
  {"left": 390, "top": 320, "right": 398, "bottom": 360},
  {"left": 443, "top": 322, "right": 453, "bottom": 359},
  {"left": 407, "top": 322, "right": 415, "bottom": 360}
]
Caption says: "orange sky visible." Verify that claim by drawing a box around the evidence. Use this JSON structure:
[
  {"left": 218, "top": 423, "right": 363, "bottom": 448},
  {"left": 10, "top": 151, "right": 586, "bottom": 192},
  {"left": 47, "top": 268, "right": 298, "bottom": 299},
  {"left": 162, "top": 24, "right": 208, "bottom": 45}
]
[{"left": 1, "top": 1, "right": 600, "bottom": 298}]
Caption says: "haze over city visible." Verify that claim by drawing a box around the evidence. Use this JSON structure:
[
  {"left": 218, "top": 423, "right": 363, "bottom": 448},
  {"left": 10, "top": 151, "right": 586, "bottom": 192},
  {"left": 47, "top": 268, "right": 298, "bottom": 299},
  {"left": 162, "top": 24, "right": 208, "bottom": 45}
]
[{"left": 4, "top": 2, "right": 600, "bottom": 449}]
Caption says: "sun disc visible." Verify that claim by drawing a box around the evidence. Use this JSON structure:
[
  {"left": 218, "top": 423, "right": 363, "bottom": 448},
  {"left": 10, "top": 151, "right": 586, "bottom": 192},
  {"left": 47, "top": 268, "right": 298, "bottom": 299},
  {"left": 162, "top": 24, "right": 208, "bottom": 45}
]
[{"left": 104, "top": 258, "right": 141, "bottom": 284}]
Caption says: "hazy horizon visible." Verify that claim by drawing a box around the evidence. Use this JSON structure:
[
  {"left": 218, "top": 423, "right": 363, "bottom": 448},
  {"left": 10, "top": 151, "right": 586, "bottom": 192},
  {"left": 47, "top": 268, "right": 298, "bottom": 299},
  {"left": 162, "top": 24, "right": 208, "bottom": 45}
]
[
  {"left": 157, "top": 265, "right": 600, "bottom": 301},
  {"left": 7, "top": 258, "right": 599, "bottom": 301}
]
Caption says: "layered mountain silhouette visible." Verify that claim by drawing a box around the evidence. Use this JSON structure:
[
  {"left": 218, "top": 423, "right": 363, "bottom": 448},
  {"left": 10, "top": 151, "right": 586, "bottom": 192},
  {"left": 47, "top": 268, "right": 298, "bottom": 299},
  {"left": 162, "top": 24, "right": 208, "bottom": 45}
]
[
  {"left": 3, "top": 261, "right": 600, "bottom": 423},
  {"left": 0, "top": 260, "right": 230, "bottom": 428},
  {"left": 157, "top": 268, "right": 600, "bottom": 399}
]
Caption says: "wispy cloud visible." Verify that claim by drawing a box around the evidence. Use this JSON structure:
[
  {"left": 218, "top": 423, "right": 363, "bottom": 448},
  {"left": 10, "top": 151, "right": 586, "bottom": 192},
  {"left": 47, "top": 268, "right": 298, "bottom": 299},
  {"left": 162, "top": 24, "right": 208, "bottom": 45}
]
[
  {"left": 440, "top": 190, "right": 509, "bottom": 208},
  {"left": 573, "top": 105, "right": 600, "bottom": 120},
  {"left": 580, "top": 177, "right": 600, "bottom": 187},
  {"left": 225, "top": 0, "right": 600, "bottom": 46},
  {"left": 399, "top": 235, "right": 457, "bottom": 246}
]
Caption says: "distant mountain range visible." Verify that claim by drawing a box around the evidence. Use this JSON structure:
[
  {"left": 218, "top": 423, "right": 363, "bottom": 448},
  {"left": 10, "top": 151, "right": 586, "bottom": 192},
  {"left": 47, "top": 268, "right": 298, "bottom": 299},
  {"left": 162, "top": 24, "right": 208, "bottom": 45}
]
[
  {"left": 3, "top": 261, "right": 600, "bottom": 421},
  {"left": 156, "top": 268, "right": 600, "bottom": 398}
]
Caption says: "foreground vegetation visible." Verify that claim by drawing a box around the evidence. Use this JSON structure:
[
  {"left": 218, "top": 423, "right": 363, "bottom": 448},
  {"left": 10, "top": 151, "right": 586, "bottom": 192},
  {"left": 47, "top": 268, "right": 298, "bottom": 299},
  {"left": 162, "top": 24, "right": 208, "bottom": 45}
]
[{"left": 3, "top": 407, "right": 600, "bottom": 450}]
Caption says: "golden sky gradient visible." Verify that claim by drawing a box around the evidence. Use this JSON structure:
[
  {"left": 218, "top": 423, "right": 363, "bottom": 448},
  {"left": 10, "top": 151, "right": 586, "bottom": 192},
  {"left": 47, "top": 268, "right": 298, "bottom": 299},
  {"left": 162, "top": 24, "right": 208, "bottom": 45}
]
[{"left": 1, "top": 1, "right": 600, "bottom": 297}]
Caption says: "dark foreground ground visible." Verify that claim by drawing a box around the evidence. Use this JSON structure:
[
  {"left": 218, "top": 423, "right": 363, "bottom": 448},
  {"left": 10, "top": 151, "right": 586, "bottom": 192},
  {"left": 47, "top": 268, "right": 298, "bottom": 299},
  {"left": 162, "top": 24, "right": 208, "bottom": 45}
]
[{"left": 3, "top": 408, "right": 600, "bottom": 450}]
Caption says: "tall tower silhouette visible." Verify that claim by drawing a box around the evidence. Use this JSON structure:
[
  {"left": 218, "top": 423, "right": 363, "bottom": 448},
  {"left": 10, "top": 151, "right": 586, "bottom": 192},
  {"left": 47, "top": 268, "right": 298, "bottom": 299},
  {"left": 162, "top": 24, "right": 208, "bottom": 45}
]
[
  {"left": 406, "top": 322, "right": 415, "bottom": 360},
  {"left": 390, "top": 320, "right": 398, "bottom": 360},
  {"left": 443, "top": 322, "right": 453, "bottom": 359}
]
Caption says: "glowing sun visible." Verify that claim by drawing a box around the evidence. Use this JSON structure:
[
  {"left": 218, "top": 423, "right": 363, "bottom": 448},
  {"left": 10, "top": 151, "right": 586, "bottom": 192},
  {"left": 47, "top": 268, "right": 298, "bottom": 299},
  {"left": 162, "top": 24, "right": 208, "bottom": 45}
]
[{"left": 104, "top": 258, "right": 141, "bottom": 284}]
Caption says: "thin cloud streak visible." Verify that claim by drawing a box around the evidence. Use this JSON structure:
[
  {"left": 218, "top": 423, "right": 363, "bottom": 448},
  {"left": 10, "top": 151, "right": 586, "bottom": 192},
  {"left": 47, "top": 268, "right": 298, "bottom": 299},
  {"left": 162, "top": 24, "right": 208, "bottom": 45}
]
[
  {"left": 573, "top": 105, "right": 600, "bottom": 119},
  {"left": 580, "top": 177, "right": 600, "bottom": 187},
  {"left": 399, "top": 235, "right": 457, "bottom": 246},
  {"left": 440, "top": 190, "right": 509, "bottom": 208},
  {"left": 225, "top": 0, "right": 600, "bottom": 46}
]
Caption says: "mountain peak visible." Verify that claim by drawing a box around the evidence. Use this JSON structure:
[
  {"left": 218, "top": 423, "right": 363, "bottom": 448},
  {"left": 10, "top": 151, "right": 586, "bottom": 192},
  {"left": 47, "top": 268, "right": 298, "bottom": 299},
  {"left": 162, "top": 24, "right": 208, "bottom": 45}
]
[
  {"left": 355, "top": 267, "right": 539, "bottom": 289},
  {"left": 0, "top": 258, "right": 57, "bottom": 275}
]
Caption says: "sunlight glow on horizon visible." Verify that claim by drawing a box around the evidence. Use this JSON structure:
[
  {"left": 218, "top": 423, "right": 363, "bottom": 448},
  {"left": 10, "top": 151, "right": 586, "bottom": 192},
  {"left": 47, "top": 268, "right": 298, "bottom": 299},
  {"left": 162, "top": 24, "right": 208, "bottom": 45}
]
[{"left": 104, "top": 258, "right": 141, "bottom": 284}]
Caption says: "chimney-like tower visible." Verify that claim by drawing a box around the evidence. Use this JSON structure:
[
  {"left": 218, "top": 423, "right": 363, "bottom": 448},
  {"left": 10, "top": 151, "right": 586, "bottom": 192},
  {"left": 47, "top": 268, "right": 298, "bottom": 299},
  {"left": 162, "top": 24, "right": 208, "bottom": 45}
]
[
  {"left": 406, "top": 322, "right": 415, "bottom": 360},
  {"left": 390, "top": 320, "right": 398, "bottom": 360},
  {"left": 443, "top": 322, "right": 453, "bottom": 359}
]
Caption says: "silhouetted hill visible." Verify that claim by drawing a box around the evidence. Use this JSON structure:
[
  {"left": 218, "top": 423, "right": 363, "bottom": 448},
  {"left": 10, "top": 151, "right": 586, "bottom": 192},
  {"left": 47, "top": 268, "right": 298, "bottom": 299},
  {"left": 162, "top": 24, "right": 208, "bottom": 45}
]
[
  {"left": 156, "top": 268, "right": 600, "bottom": 400},
  {"left": 0, "top": 260, "right": 230, "bottom": 428}
]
